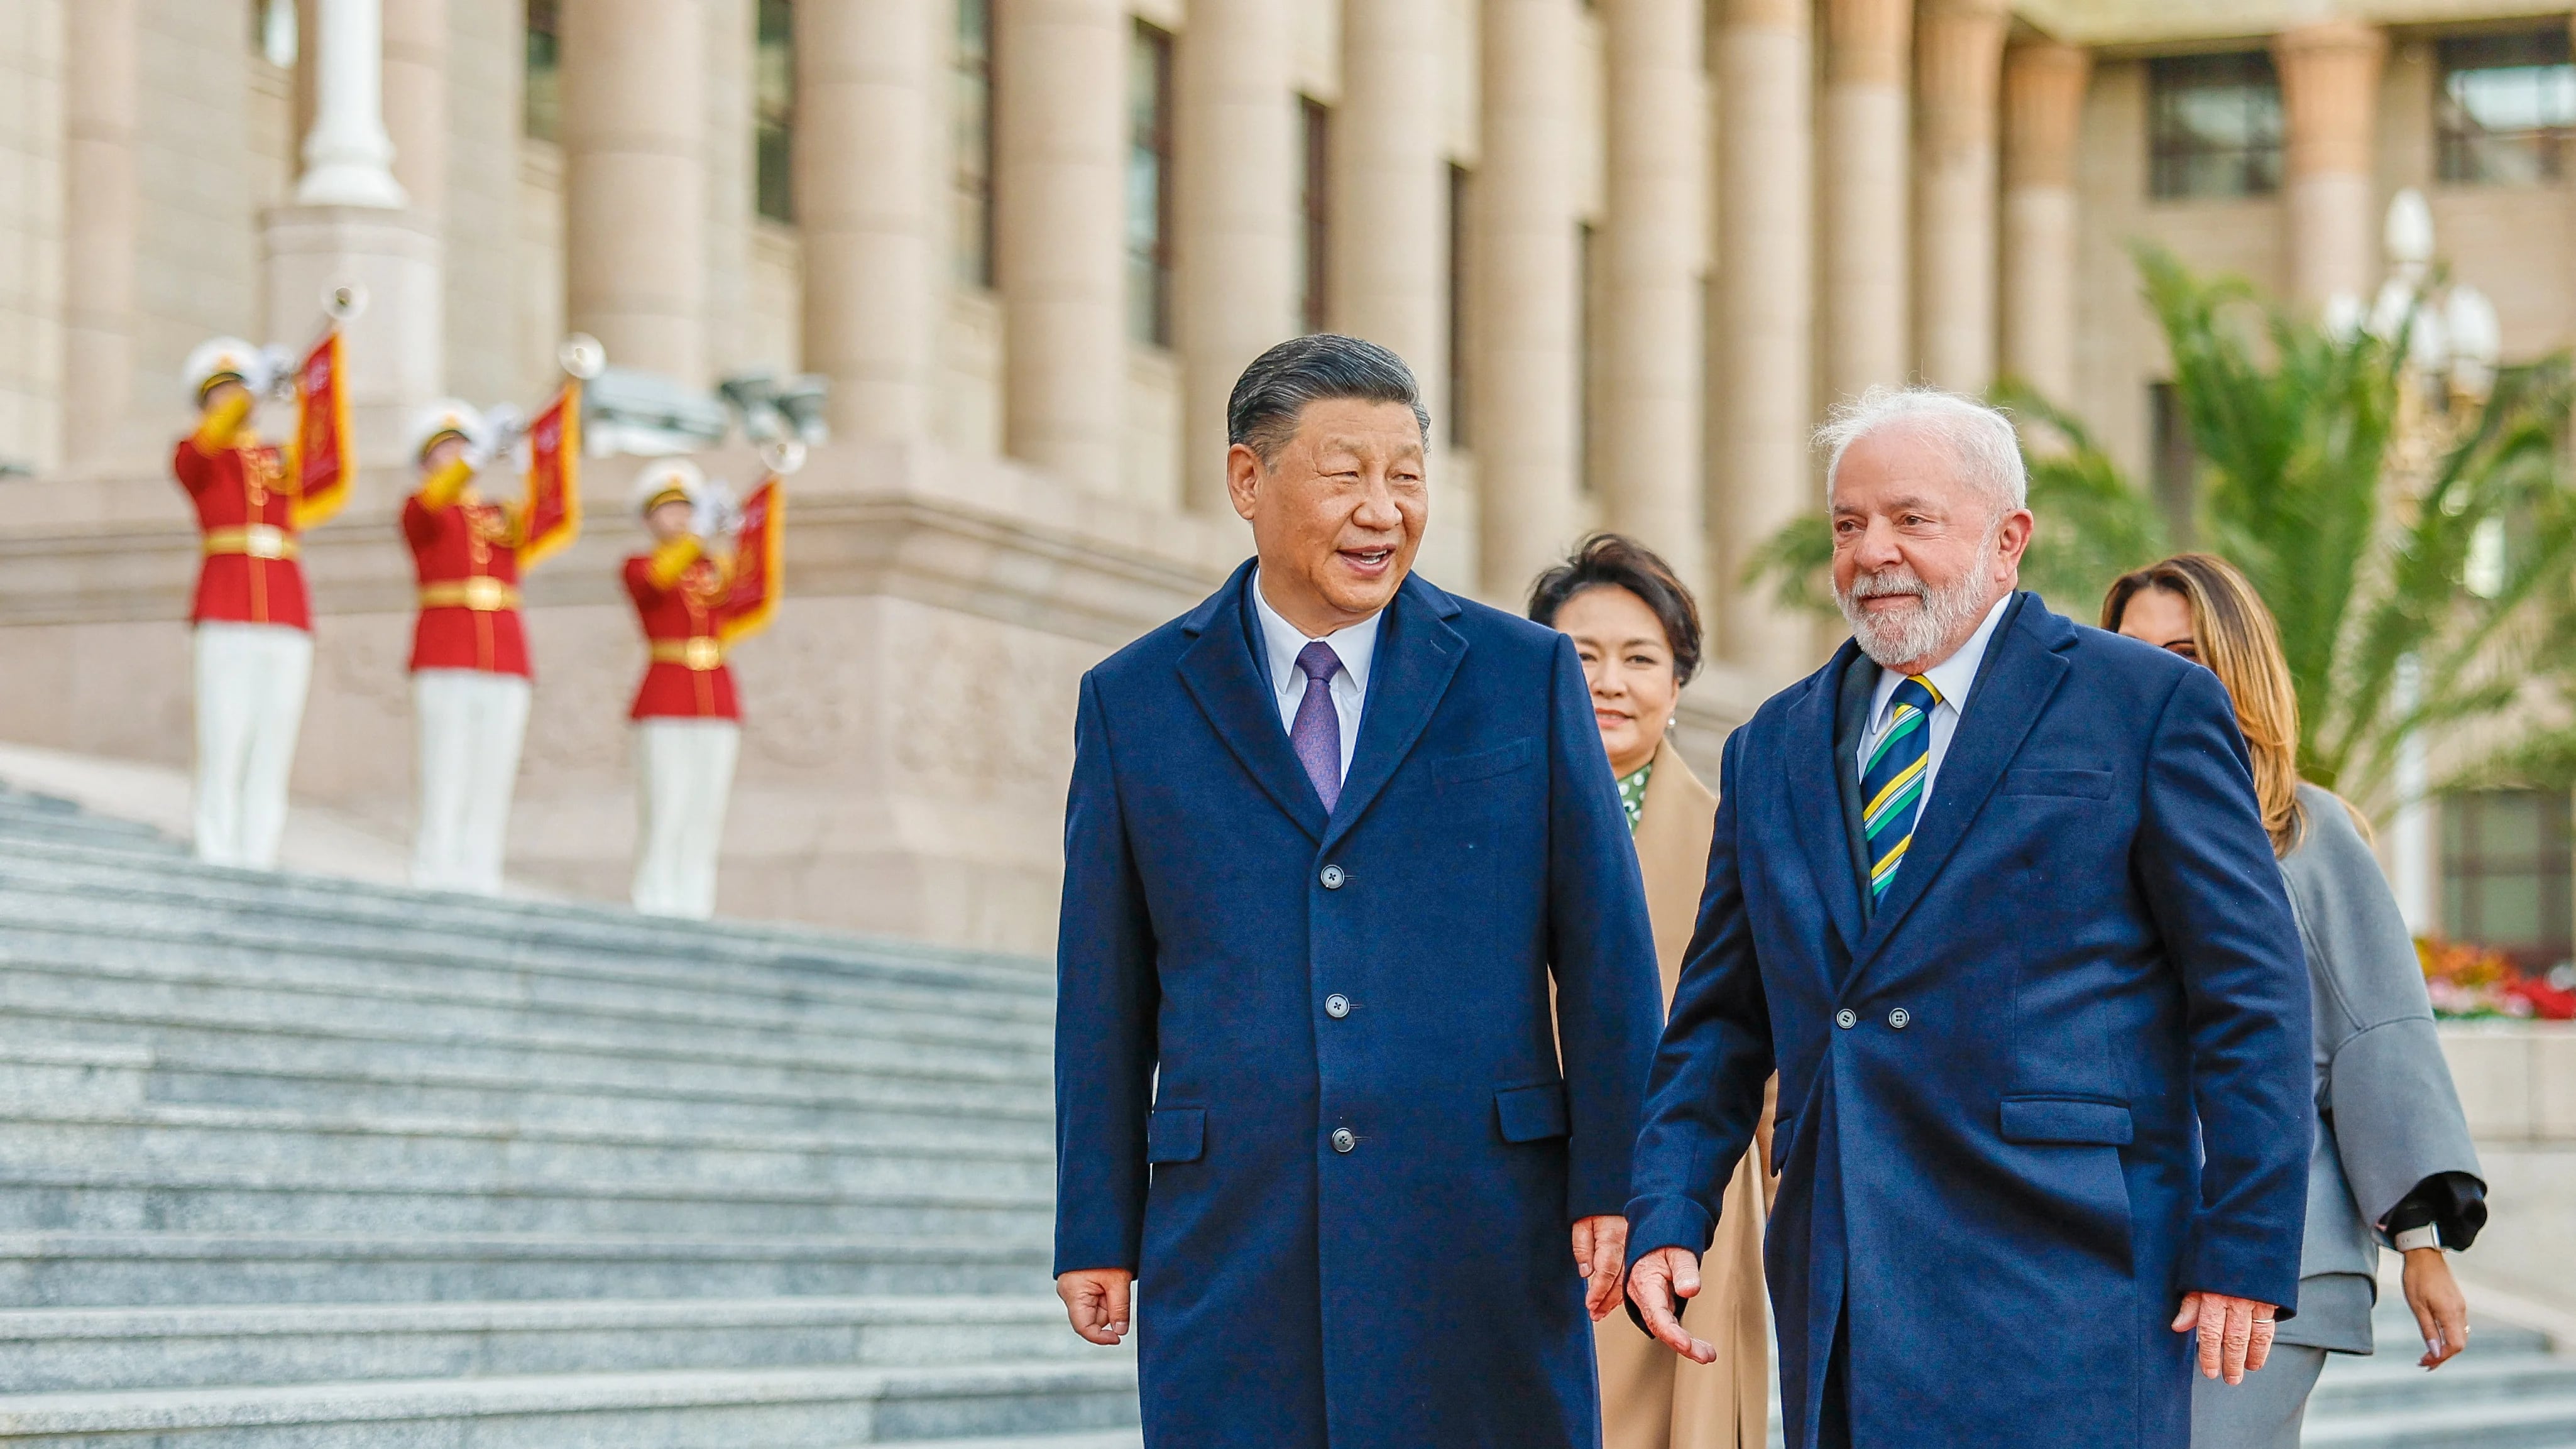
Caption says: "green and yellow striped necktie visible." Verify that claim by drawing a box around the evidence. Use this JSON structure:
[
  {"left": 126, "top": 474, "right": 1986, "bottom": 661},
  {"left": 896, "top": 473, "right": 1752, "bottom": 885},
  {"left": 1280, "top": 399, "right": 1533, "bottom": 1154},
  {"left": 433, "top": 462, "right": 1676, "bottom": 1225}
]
[{"left": 1860, "top": 675, "right": 1942, "bottom": 900}]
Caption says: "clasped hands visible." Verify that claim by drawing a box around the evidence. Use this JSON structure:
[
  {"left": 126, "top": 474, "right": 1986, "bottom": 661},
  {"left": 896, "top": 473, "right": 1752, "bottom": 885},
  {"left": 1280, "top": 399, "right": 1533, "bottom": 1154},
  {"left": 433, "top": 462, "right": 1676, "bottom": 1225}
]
[
  {"left": 1058, "top": 1215, "right": 1635, "bottom": 1343},
  {"left": 1629, "top": 1247, "right": 2284, "bottom": 1385}
]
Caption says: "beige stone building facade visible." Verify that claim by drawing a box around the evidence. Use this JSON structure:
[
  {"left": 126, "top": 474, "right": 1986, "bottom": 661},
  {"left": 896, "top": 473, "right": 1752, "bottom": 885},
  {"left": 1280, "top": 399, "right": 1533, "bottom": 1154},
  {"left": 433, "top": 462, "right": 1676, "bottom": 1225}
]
[{"left": 0, "top": 0, "right": 2572, "bottom": 965}]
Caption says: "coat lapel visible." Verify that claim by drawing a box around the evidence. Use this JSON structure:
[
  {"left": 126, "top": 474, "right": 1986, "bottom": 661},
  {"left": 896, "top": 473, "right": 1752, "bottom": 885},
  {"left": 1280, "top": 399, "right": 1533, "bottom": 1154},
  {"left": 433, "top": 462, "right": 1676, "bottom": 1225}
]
[
  {"left": 1792, "top": 646, "right": 1869, "bottom": 962},
  {"left": 1175, "top": 560, "right": 1329, "bottom": 843},
  {"left": 1844, "top": 594, "right": 2074, "bottom": 987},
  {"left": 1321, "top": 574, "right": 1467, "bottom": 854}
]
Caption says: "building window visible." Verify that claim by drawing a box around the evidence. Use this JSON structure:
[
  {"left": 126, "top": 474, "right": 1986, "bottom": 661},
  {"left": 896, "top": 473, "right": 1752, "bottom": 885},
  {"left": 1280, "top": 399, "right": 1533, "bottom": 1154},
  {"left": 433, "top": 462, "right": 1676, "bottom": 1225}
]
[
  {"left": 1127, "top": 22, "right": 1175, "bottom": 347},
  {"left": 251, "top": 0, "right": 297, "bottom": 67},
  {"left": 1447, "top": 163, "right": 1470, "bottom": 449},
  {"left": 755, "top": 0, "right": 795, "bottom": 222},
  {"left": 2147, "top": 52, "right": 2283, "bottom": 200},
  {"left": 2149, "top": 381, "right": 2198, "bottom": 545},
  {"left": 525, "top": 0, "right": 562, "bottom": 141},
  {"left": 2443, "top": 787, "right": 2575, "bottom": 970},
  {"left": 954, "top": 0, "right": 997, "bottom": 288},
  {"left": 1299, "top": 98, "right": 1331, "bottom": 335},
  {"left": 2437, "top": 30, "right": 2576, "bottom": 186}
]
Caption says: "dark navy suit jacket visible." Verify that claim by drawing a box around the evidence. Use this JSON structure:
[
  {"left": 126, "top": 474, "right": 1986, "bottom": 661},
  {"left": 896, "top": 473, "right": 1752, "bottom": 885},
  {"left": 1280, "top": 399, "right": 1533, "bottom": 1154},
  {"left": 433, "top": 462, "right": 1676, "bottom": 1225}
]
[
  {"left": 1626, "top": 594, "right": 2311, "bottom": 1449},
  {"left": 1055, "top": 562, "right": 1663, "bottom": 1447}
]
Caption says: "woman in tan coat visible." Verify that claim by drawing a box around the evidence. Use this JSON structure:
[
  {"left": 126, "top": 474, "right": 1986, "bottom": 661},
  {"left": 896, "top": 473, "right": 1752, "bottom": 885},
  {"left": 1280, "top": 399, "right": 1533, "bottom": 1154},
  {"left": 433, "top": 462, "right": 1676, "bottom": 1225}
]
[{"left": 1531, "top": 535, "right": 1775, "bottom": 1449}]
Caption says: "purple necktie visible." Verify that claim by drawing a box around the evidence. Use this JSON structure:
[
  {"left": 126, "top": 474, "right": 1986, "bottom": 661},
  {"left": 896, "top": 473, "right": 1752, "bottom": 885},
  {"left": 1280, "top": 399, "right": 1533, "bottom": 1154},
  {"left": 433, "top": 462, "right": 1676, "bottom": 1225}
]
[{"left": 1290, "top": 640, "right": 1346, "bottom": 812}]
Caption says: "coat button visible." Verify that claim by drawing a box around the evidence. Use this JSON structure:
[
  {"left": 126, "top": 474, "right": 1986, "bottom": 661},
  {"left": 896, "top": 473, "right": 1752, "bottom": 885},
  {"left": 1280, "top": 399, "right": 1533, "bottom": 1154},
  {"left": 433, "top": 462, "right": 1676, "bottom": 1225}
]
[
  {"left": 1324, "top": 993, "right": 1351, "bottom": 1019},
  {"left": 1835, "top": 1009, "right": 1857, "bottom": 1029},
  {"left": 1330, "top": 1127, "right": 1356, "bottom": 1154},
  {"left": 1888, "top": 1007, "right": 1911, "bottom": 1029},
  {"left": 1319, "top": 864, "right": 1346, "bottom": 890}
]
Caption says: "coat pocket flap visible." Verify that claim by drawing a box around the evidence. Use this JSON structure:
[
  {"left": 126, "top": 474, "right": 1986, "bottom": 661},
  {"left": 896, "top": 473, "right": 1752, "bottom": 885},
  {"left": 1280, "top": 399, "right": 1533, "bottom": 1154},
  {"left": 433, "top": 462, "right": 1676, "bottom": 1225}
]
[
  {"left": 1494, "top": 1083, "right": 1570, "bottom": 1143},
  {"left": 1146, "top": 1107, "right": 1206, "bottom": 1163},
  {"left": 1433, "top": 737, "right": 1541, "bottom": 785},
  {"left": 1999, "top": 1096, "right": 2133, "bottom": 1146},
  {"left": 2000, "top": 767, "right": 2114, "bottom": 799}
]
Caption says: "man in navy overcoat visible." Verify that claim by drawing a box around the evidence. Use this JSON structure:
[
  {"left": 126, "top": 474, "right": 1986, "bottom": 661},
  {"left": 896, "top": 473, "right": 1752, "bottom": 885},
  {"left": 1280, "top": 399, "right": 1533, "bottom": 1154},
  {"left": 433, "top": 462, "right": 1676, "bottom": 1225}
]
[
  {"left": 1625, "top": 387, "right": 2312, "bottom": 1449},
  {"left": 1054, "top": 335, "right": 1663, "bottom": 1445}
]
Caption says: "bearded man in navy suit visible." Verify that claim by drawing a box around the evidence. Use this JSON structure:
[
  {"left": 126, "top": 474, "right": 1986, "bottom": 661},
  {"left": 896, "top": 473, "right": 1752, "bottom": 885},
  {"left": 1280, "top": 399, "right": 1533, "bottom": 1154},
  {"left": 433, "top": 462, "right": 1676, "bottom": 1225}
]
[
  {"left": 1050, "top": 334, "right": 1663, "bottom": 1446},
  {"left": 1625, "top": 387, "right": 2311, "bottom": 1449}
]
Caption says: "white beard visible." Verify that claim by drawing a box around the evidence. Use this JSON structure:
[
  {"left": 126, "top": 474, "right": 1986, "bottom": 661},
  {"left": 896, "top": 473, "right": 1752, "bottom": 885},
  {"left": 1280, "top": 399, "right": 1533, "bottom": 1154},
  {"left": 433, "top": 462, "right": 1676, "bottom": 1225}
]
[{"left": 1835, "top": 534, "right": 2000, "bottom": 669}]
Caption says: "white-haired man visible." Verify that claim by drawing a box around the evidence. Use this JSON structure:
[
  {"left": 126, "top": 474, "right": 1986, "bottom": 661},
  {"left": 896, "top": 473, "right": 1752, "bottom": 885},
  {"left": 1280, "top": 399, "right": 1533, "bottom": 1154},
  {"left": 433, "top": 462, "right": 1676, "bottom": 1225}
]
[{"left": 1622, "top": 386, "right": 2313, "bottom": 1449}]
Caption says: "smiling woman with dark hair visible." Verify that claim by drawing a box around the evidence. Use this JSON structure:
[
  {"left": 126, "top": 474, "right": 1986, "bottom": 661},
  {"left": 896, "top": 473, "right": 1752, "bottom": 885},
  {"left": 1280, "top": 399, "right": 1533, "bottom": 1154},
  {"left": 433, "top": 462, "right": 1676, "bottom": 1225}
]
[{"left": 1530, "top": 533, "right": 1773, "bottom": 1449}]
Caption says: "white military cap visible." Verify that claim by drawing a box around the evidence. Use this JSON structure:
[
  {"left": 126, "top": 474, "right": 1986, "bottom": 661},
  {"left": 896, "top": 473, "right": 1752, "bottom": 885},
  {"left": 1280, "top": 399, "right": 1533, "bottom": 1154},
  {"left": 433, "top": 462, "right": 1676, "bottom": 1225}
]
[
  {"left": 407, "top": 399, "right": 485, "bottom": 464},
  {"left": 632, "top": 457, "right": 708, "bottom": 518},
  {"left": 182, "top": 337, "right": 264, "bottom": 402}
]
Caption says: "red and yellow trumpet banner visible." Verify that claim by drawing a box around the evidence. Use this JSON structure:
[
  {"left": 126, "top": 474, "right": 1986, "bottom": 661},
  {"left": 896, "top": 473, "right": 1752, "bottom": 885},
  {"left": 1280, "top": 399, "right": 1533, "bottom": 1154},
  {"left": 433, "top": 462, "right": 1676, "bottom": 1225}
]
[
  {"left": 289, "top": 331, "right": 353, "bottom": 528},
  {"left": 718, "top": 477, "right": 784, "bottom": 643},
  {"left": 517, "top": 380, "right": 583, "bottom": 570}
]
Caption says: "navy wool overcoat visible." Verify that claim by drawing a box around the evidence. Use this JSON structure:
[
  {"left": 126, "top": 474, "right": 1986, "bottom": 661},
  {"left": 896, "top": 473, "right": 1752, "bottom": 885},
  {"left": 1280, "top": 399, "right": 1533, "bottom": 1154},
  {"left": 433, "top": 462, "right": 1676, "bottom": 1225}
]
[
  {"left": 1626, "top": 596, "right": 2313, "bottom": 1449},
  {"left": 1055, "top": 562, "right": 1664, "bottom": 1447}
]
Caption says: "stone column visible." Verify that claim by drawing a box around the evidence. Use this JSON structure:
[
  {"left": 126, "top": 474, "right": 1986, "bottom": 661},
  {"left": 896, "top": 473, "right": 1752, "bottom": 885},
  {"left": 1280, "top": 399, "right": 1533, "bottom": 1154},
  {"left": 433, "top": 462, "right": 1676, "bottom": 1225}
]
[
  {"left": 559, "top": 0, "right": 706, "bottom": 381},
  {"left": 1710, "top": 0, "right": 1813, "bottom": 677},
  {"left": 1820, "top": 0, "right": 1910, "bottom": 407},
  {"left": 797, "top": 0, "right": 940, "bottom": 438},
  {"left": 380, "top": 0, "right": 446, "bottom": 218},
  {"left": 1998, "top": 39, "right": 2088, "bottom": 404},
  {"left": 1473, "top": 0, "right": 1581, "bottom": 598},
  {"left": 1912, "top": 0, "right": 2006, "bottom": 393},
  {"left": 267, "top": 0, "right": 442, "bottom": 474},
  {"left": 1175, "top": 0, "right": 1299, "bottom": 512},
  {"left": 1331, "top": 0, "right": 1444, "bottom": 401},
  {"left": 63, "top": 0, "right": 138, "bottom": 470},
  {"left": 296, "top": 0, "right": 408, "bottom": 207},
  {"left": 2274, "top": 18, "right": 2386, "bottom": 310},
  {"left": 1598, "top": 0, "right": 1706, "bottom": 584},
  {"left": 995, "top": 0, "right": 1128, "bottom": 495}
]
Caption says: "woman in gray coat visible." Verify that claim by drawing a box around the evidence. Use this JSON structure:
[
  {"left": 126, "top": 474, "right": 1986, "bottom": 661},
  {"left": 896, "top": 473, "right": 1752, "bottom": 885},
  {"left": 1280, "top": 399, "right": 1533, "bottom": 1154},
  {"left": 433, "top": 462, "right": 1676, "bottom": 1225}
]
[{"left": 2106, "top": 554, "right": 2488, "bottom": 1449}]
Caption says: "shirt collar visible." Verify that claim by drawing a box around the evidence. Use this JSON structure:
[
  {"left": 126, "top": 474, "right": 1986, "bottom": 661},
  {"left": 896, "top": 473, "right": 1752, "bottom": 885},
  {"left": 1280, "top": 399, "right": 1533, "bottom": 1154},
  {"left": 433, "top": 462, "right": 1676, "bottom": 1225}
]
[
  {"left": 1872, "top": 591, "right": 2014, "bottom": 727},
  {"left": 1251, "top": 569, "right": 1383, "bottom": 697}
]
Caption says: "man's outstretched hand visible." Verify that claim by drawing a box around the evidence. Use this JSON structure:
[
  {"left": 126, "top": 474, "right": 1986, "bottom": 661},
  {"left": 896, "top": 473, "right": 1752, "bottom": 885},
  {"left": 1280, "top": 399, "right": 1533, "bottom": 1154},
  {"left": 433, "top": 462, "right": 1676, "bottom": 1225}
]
[
  {"left": 2171, "top": 1291, "right": 2279, "bottom": 1384},
  {"left": 1626, "top": 1245, "right": 1718, "bottom": 1364},
  {"left": 1572, "top": 1215, "right": 1630, "bottom": 1321},
  {"left": 1058, "top": 1267, "right": 1134, "bottom": 1345}
]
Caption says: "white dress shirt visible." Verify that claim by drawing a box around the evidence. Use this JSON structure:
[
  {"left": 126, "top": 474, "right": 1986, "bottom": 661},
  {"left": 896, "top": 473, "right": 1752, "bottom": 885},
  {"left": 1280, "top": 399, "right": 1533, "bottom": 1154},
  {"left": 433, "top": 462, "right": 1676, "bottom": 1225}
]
[
  {"left": 1251, "top": 571, "right": 1381, "bottom": 783},
  {"left": 1858, "top": 593, "right": 2013, "bottom": 815}
]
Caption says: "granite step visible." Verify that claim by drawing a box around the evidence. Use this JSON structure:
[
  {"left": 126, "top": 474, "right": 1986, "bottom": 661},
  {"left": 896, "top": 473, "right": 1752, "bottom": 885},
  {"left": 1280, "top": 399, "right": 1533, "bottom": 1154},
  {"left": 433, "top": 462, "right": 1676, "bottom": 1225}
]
[
  {"left": 0, "top": 1360, "right": 1140, "bottom": 1447},
  {"left": 0, "top": 836, "right": 1052, "bottom": 991},
  {"left": 0, "top": 1296, "right": 1097, "bottom": 1393},
  {"left": 0, "top": 1233, "right": 1058, "bottom": 1308},
  {"left": 0, "top": 965, "right": 1054, "bottom": 1088}
]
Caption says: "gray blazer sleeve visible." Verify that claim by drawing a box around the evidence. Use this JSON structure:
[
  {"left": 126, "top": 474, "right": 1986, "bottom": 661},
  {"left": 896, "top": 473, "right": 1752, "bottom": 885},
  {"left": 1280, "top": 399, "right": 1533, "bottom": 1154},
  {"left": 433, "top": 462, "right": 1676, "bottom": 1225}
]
[{"left": 2285, "top": 784, "right": 2486, "bottom": 1238}]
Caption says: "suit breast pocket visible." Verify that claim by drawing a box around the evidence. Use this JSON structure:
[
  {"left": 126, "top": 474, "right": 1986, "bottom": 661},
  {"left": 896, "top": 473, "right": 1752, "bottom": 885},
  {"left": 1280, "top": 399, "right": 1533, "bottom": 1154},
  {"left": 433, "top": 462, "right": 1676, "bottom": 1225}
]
[
  {"left": 1430, "top": 737, "right": 1540, "bottom": 787},
  {"left": 2000, "top": 767, "right": 2113, "bottom": 800}
]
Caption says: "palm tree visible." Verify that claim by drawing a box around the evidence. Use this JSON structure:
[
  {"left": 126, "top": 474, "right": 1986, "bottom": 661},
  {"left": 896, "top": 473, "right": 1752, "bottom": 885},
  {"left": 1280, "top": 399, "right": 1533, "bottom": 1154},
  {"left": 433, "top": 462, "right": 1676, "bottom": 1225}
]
[{"left": 1750, "top": 243, "right": 2576, "bottom": 819}]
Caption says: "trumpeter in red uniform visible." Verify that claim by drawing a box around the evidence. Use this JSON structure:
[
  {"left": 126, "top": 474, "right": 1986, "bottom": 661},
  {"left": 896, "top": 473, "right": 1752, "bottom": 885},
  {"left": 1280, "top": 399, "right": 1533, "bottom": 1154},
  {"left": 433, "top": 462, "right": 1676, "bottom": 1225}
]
[
  {"left": 623, "top": 457, "right": 781, "bottom": 917},
  {"left": 175, "top": 336, "right": 314, "bottom": 868},
  {"left": 403, "top": 400, "right": 531, "bottom": 894}
]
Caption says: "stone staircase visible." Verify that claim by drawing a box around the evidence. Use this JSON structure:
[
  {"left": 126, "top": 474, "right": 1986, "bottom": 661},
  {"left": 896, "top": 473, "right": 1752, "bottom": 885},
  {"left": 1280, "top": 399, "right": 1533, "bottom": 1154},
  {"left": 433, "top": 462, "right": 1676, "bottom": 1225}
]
[
  {"left": 0, "top": 784, "right": 1139, "bottom": 1445},
  {"left": 2305, "top": 1294, "right": 2576, "bottom": 1448}
]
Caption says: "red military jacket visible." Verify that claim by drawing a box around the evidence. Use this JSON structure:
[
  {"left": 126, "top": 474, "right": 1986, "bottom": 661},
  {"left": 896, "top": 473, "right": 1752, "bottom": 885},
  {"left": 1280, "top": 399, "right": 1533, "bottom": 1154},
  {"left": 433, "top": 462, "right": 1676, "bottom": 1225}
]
[
  {"left": 403, "top": 493, "right": 531, "bottom": 677},
  {"left": 173, "top": 435, "right": 311, "bottom": 630},
  {"left": 625, "top": 550, "right": 744, "bottom": 720}
]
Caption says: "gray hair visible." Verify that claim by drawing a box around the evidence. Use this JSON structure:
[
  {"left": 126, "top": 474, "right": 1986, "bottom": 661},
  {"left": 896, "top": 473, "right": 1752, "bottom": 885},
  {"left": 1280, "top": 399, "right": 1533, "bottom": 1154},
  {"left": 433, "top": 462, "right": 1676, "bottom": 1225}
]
[
  {"left": 1816, "top": 385, "right": 2029, "bottom": 517},
  {"left": 1228, "top": 334, "right": 1432, "bottom": 464}
]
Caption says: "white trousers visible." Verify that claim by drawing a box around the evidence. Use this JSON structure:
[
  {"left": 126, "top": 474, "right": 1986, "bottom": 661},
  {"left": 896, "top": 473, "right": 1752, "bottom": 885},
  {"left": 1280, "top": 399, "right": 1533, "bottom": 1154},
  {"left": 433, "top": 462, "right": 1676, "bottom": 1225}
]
[
  {"left": 632, "top": 719, "right": 739, "bottom": 919},
  {"left": 192, "top": 622, "right": 313, "bottom": 869},
  {"left": 410, "top": 669, "right": 532, "bottom": 895}
]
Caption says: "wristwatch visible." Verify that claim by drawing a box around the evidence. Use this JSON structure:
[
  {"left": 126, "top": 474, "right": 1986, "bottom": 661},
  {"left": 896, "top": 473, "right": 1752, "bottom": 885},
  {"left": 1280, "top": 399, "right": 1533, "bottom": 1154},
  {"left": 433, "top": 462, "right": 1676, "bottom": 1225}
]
[{"left": 2394, "top": 1224, "right": 2442, "bottom": 1253}]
